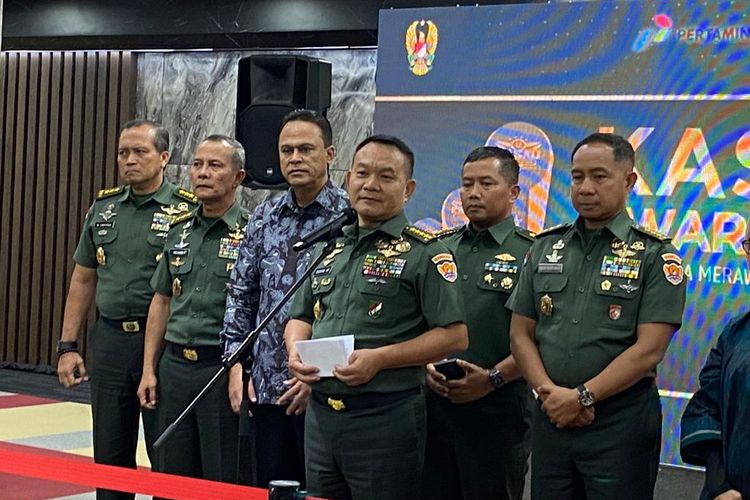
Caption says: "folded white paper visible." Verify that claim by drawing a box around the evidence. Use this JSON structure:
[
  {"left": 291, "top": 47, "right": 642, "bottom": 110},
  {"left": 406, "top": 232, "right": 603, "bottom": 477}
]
[{"left": 295, "top": 335, "right": 354, "bottom": 377}]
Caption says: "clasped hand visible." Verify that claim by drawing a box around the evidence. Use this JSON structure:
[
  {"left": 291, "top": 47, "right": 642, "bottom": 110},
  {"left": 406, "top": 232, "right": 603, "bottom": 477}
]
[
  {"left": 537, "top": 384, "right": 594, "bottom": 428},
  {"left": 426, "top": 359, "right": 493, "bottom": 404}
]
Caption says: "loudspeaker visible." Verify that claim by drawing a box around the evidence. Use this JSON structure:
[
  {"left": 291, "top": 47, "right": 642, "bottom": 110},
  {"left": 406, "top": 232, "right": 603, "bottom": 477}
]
[{"left": 236, "top": 55, "right": 332, "bottom": 189}]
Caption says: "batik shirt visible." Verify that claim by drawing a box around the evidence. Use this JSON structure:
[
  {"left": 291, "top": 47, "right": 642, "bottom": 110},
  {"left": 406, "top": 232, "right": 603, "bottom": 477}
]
[
  {"left": 681, "top": 311, "right": 750, "bottom": 497},
  {"left": 220, "top": 181, "right": 349, "bottom": 404}
]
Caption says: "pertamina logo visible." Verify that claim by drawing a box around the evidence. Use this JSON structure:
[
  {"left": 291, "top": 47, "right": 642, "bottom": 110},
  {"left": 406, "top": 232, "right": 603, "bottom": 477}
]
[
  {"left": 405, "top": 20, "right": 438, "bottom": 76},
  {"left": 632, "top": 13, "right": 673, "bottom": 53},
  {"left": 632, "top": 12, "right": 750, "bottom": 53}
]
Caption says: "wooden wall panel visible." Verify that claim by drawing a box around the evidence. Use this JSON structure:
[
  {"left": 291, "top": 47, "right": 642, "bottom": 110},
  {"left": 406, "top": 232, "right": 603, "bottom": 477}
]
[{"left": 0, "top": 51, "right": 136, "bottom": 367}]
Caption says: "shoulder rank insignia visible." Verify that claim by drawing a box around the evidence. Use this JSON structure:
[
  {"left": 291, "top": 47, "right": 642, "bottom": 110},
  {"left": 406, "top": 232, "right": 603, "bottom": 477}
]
[
  {"left": 96, "top": 186, "right": 124, "bottom": 200},
  {"left": 632, "top": 224, "right": 671, "bottom": 242},
  {"left": 535, "top": 223, "right": 572, "bottom": 237},
  {"left": 170, "top": 211, "right": 195, "bottom": 226},
  {"left": 175, "top": 188, "right": 199, "bottom": 204},
  {"left": 514, "top": 226, "right": 535, "bottom": 241},
  {"left": 403, "top": 225, "right": 437, "bottom": 244},
  {"left": 434, "top": 226, "right": 462, "bottom": 239}
]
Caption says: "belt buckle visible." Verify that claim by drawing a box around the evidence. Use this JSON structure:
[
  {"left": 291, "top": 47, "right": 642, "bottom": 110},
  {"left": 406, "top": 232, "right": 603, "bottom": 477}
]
[
  {"left": 182, "top": 348, "right": 198, "bottom": 361},
  {"left": 122, "top": 320, "right": 140, "bottom": 332},
  {"left": 327, "top": 397, "right": 346, "bottom": 411}
]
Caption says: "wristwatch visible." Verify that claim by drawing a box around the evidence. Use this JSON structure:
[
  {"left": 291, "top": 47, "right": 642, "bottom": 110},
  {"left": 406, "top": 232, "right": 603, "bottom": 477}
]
[
  {"left": 488, "top": 368, "right": 504, "bottom": 389},
  {"left": 576, "top": 384, "right": 595, "bottom": 407}
]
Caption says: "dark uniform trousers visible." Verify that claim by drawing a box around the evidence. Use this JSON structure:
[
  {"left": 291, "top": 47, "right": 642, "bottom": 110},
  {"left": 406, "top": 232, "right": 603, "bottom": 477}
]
[
  {"left": 156, "top": 345, "right": 239, "bottom": 482},
  {"left": 530, "top": 378, "right": 661, "bottom": 500},
  {"left": 305, "top": 389, "right": 426, "bottom": 500},
  {"left": 89, "top": 318, "right": 159, "bottom": 500},
  {"left": 249, "top": 403, "right": 306, "bottom": 488},
  {"left": 423, "top": 381, "right": 532, "bottom": 500}
]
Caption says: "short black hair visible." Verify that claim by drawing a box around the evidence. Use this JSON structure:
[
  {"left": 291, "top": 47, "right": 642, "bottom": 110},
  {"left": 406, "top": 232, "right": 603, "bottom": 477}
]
[
  {"left": 571, "top": 133, "right": 635, "bottom": 168},
  {"left": 120, "top": 119, "right": 170, "bottom": 153},
  {"left": 463, "top": 146, "right": 519, "bottom": 185},
  {"left": 354, "top": 134, "right": 415, "bottom": 178},
  {"left": 201, "top": 134, "right": 246, "bottom": 170},
  {"left": 280, "top": 109, "right": 333, "bottom": 147}
]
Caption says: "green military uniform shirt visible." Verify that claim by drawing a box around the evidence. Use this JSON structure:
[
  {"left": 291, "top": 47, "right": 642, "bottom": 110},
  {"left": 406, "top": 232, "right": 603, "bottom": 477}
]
[
  {"left": 439, "top": 216, "right": 534, "bottom": 368},
  {"left": 289, "top": 211, "right": 466, "bottom": 396},
  {"left": 73, "top": 181, "right": 198, "bottom": 319},
  {"left": 151, "top": 202, "right": 250, "bottom": 347},
  {"left": 506, "top": 210, "right": 686, "bottom": 388}
]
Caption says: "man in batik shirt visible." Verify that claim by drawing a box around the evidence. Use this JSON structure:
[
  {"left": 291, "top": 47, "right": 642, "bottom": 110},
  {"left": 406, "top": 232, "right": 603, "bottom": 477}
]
[{"left": 220, "top": 109, "right": 348, "bottom": 487}]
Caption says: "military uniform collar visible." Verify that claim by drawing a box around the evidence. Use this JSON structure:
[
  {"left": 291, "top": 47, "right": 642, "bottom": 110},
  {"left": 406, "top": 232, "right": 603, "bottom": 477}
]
[
  {"left": 196, "top": 201, "right": 242, "bottom": 228},
  {"left": 463, "top": 216, "right": 515, "bottom": 245},
  {"left": 573, "top": 210, "right": 632, "bottom": 242},
  {"left": 279, "top": 180, "right": 342, "bottom": 214},
  {"left": 344, "top": 211, "right": 409, "bottom": 241},
  {"left": 120, "top": 180, "right": 174, "bottom": 205},
  {"left": 151, "top": 180, "right": 177, "bottom": 205}
]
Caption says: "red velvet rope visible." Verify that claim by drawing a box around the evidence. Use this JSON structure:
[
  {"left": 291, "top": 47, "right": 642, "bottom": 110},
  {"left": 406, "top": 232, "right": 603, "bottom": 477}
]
[{"left": 0, "top": 442, "right": 323, "bottom": 499}]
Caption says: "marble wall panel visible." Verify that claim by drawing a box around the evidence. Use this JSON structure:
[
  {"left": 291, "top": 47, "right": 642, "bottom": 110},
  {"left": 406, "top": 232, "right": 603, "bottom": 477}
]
[{"left": 137, "top": 48, "right": 376, "bottom": 211}]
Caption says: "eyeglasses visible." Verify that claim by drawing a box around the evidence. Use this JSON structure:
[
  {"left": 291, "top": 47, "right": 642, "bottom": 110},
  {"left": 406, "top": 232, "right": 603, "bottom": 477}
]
[{"left": 742, "top": 239, "right": 750, "bottom": 254}]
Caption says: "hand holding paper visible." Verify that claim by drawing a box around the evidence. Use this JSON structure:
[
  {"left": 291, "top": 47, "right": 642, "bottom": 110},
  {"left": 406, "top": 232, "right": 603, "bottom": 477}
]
[{"left": 295, "top": 335, "right": 354, "bottom": 377}]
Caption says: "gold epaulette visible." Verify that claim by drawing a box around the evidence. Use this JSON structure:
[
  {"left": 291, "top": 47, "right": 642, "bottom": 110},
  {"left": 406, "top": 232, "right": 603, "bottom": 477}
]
[
  {"left": 403, "top": 225, "right": 437, "bottom": 244},
  {"left": 175, "top": 188, "right": 199, "bottom": 204},
  {"left": 515, "top": 226, "right": 535, "bottom": 241},
  {"left": 535, "top": 223, "right": 572, "bottom": 237},
  {"left": 170, "top": 211, "right": 195, "bottom": 226},
  {"left": 434, "top": 225, "right": 463, "bottom": 239},
  {"left": 632, "top": 223, "right": 671, "bottom": 242},
  {"left": 96, "top": 186, "right": 124, "bottom": 200}
]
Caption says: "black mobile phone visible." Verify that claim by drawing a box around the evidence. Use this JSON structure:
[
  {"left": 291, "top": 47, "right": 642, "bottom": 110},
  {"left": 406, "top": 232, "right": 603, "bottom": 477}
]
[{"left": 433, "top": 358, "right": 465, "bottom": 380}]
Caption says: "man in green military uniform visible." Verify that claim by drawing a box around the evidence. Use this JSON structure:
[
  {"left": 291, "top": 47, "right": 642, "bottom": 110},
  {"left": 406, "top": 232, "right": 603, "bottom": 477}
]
[
  {"left": 423, "top": 146, "right": 532, "bottom": 500},
  {"left": 285, "top": 135, "right": 468, "bottom": 500},
  {"left": 57, "top": 119, "right": 198, "bottom": 499},
  {"left": 137, "top": 135, "right": 249, "bottom": 482},
  {"left": 508, "top": 133, "right": 686, "bottom": 499}
]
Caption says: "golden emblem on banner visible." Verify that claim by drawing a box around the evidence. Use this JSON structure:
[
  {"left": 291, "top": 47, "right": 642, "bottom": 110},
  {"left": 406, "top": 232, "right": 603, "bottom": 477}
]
[{"left": 405, "top": 20, "right": 438, "bottom": 76}]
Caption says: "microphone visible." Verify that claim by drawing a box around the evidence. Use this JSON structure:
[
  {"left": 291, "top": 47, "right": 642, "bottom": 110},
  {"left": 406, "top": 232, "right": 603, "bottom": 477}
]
[{"left": 292, "top": 208, "right": 357, "bottom": 252}]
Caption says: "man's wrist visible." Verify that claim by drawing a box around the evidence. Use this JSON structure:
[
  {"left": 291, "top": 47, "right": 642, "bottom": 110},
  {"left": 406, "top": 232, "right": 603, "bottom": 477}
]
[{"left": 56, "top": 340, "right": 79, "bottom": 356}]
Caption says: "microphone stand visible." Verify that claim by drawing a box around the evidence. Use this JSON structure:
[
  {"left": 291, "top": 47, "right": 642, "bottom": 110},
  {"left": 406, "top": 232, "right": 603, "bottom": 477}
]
[{"left": 154, "top": 237, "right": 340, "bottom": 449}]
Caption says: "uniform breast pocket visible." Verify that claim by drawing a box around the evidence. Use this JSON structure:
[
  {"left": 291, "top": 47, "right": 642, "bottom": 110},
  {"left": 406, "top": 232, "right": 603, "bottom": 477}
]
[
  {"left": 168, "top": 251, "right": 193, "bottom": 276},
  {"left": 92, "top": 228, "right": 118, "bottom": 246},
  {"left": 532, "top": 274, "right": 568, "bottom": 323},
  {"left": 92, "top": 229, "right": 118, "bottom": 266},
  {"left": 146, "top": 233, "right": 166, "bottom": 262},
  {"left": 213, "top": 260, "right": 234, "bottom": 281},
  {"left": 357, "top": 278, "right": 401, "bottom": 326},
  {"left": 594, "top": 281, "right": 639, "bottom": 330}
]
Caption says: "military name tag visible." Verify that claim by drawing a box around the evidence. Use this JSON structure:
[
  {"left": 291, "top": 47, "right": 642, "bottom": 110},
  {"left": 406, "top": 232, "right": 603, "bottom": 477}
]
[
  {"left": 485, "top": 262, "right": 518, "bottom": 274},
  {"left": 600, "top": 256, "right": 641, "bottom": 279},
  {"left": 150, "top": 212, "right": 172, "bottom": 232},
  {"left": 218, "top": 237, "right": 240, "bottom": 260},
  {"left": 362, "top": 254, "right": 406, "bottom": 279},
  {"left": 95, "top": 221, "right": 115, "bottom": 229},
  {"left": 314, "top": 266, "right": 333, "bottom": 277},
  {"left": 538, "top": 262, "right": 563, "bottom": 273},
  {"left": 170, "top": 248, "right": 189, "bottom": 257}
]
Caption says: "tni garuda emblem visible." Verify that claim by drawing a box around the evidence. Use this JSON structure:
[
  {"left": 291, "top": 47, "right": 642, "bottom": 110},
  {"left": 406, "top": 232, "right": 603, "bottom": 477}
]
[{"left": 405, "top": 20, "right": 438, "bottom": 76}]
